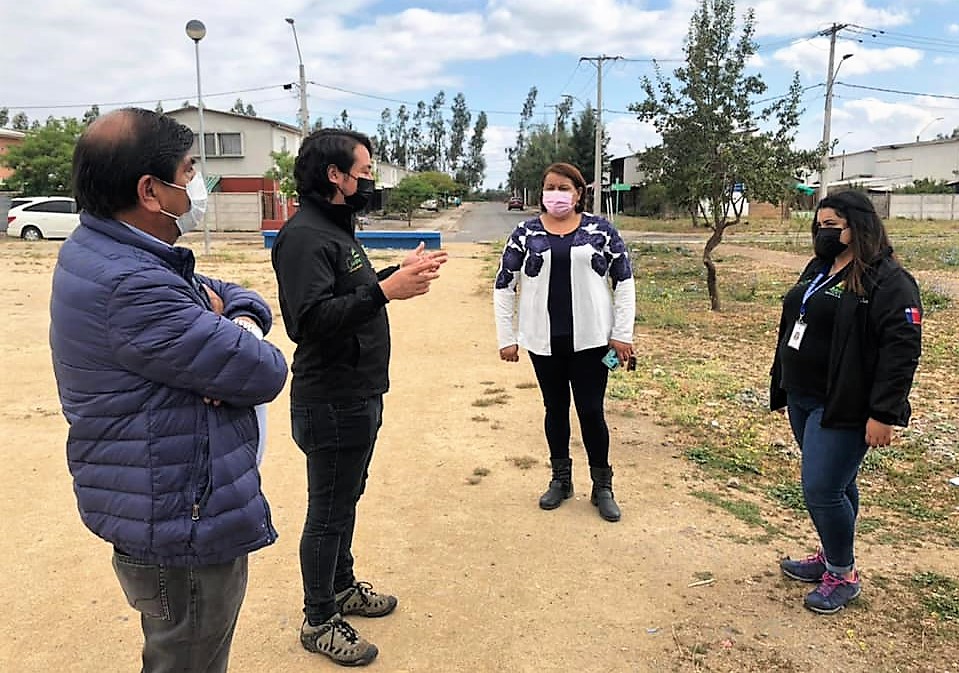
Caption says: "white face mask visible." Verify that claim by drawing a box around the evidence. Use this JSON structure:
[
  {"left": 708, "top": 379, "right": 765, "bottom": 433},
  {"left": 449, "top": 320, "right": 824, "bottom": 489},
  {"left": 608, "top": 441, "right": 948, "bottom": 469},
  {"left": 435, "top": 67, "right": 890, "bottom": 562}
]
[{"left": 158, "top": 172, "right": 208, "bottom": 235}]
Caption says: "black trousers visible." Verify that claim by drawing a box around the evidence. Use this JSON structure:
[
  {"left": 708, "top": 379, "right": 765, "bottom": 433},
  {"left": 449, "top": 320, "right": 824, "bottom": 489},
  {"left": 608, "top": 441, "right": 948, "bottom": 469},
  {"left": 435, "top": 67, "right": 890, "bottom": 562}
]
[
  {"left": 529, "top": 337, "right": 610, "bottom": 467},
  {"left": 291, "top": 395, "right": 383, "bottom": 625},
  {"left": 112, "top": 550, "right": 248, "bottom": 673}
]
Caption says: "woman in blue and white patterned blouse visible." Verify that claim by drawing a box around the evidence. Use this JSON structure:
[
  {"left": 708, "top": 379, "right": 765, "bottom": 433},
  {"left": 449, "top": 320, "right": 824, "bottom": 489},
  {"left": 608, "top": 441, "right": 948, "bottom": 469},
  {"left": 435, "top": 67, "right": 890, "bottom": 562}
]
[{"left": 494, "top": 162, "right": 636, "bottom": 522}]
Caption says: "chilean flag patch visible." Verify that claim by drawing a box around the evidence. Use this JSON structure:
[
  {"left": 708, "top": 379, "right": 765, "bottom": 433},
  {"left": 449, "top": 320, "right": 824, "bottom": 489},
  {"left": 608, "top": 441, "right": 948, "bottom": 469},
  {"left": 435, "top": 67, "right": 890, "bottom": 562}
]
[{"left": 905, "top": 307, "right": 922, "bottom": 325}]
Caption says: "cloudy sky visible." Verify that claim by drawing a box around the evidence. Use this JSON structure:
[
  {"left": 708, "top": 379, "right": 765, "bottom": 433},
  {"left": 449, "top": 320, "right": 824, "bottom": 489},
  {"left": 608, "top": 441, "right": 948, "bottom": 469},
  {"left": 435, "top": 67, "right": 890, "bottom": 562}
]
[{"left": 2, "top": 0, "right": 957, "bottom": 188}]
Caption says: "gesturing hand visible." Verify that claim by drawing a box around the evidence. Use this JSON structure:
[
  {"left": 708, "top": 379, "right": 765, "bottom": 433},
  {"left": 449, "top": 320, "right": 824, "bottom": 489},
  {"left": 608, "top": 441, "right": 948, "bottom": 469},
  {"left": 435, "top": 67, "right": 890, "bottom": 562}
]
[
  {"left": 380, "top": 257, "right": 441, "bottom": 301},
  {"left": 401, "top": 241, "right": 449, "bottom": 269}
]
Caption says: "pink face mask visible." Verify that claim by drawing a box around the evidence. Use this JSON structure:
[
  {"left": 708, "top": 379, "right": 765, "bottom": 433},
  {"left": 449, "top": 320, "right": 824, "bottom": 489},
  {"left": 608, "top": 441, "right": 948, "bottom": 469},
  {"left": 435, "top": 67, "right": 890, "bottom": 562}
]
[{"left": 542, "top": 190, "right": 575, "bottom": 217}]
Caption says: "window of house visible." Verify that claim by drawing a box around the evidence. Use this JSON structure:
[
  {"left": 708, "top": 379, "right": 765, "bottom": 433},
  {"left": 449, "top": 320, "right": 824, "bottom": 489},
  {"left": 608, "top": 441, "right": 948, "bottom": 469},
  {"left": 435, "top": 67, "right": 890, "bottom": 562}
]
[
  {"left": 192, "top": 132, "right": 243, "bottom": 157},
  {"left": 218, "top": 133, "right": 243, "bottom": 156}
]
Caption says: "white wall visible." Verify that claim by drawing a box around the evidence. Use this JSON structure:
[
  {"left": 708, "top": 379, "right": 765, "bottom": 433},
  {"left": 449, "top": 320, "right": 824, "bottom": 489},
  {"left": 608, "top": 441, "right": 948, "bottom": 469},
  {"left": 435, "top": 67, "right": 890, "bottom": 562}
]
[
  {"left": 204, "top": 193, "right": 262, "bottom": 231},
  {"left": 889, "top": 194, "right": 959, "bottom": 220}
]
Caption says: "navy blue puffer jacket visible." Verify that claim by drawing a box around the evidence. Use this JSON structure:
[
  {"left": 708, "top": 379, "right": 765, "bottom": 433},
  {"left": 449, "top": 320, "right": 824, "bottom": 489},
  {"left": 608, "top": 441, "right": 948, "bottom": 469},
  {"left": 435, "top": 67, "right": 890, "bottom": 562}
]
[{"left": 50, "top": 213, "right": 289, "bottom": 565}]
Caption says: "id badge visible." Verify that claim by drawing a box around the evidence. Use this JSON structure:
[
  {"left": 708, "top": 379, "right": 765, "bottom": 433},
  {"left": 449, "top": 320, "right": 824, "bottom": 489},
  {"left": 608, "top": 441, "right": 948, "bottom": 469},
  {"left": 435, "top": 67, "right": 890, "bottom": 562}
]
[{"left": 787, "top": 320, "right": 807, "bottom": 350}]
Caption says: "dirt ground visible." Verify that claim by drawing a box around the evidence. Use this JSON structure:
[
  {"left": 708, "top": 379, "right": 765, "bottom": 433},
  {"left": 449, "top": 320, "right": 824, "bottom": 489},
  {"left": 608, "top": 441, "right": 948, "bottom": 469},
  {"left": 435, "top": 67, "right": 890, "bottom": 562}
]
[{"left": 0, "top": 226, "right": 956, "bottom": 673}]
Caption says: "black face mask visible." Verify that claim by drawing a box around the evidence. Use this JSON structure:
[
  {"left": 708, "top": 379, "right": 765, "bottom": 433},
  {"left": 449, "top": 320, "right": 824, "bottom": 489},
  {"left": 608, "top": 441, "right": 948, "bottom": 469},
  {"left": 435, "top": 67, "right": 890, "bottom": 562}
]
[
  {"left": 814, "top": 227, "right": 849, "bottom": 260},
  {"left": 345, "top": 177, "right": 375, "bottom": 212}
]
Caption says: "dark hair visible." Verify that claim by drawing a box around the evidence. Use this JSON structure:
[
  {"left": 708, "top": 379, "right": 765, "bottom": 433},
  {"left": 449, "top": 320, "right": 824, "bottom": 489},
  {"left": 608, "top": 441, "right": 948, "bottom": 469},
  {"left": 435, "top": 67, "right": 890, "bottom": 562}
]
[
  {"left": 72, "top": 108, "right": 194, "bottom": 218},
  {"left": 295, "top": 128, "right": 373, "bottom": 200},
  {"left": 813, "top": 190, "right": 895, "bottom": 295},
  {"left": 541, "top": 162, "right": 588, "bottom": 213}
]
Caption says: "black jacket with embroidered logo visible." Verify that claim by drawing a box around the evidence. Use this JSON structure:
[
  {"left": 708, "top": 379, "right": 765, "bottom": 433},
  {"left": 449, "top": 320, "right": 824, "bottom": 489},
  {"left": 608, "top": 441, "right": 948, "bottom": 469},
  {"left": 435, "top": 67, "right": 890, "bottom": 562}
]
[
  {"left": 770, "top": 249, "right": 922, "bottom": 428},
  {"left": 272, "top": 196, "right": 399, "bottom": 402}
]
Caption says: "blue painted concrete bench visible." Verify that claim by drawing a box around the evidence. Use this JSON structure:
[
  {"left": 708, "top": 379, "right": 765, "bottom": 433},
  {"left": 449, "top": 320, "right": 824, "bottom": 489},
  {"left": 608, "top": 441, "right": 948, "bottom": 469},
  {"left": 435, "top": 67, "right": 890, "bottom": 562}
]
[{"left": 263, "top": 229, "right": 441, "bottom": 250}]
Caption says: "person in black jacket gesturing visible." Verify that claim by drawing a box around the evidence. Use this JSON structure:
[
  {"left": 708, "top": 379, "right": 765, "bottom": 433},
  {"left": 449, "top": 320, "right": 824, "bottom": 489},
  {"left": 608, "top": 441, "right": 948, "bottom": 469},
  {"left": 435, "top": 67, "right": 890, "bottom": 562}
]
[
  {"left": 770, "top": 190, "right": 922, "bottom": 614},
  {"left": 271, "top": 129, "right": 447, "bottom": 666}
]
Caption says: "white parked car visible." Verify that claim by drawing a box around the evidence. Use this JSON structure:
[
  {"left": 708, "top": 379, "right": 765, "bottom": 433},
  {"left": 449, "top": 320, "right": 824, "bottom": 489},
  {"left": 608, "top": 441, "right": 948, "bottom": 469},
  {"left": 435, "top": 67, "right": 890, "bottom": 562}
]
[{"left": 6, "top": 197, "right": 80, "bottom": 240}]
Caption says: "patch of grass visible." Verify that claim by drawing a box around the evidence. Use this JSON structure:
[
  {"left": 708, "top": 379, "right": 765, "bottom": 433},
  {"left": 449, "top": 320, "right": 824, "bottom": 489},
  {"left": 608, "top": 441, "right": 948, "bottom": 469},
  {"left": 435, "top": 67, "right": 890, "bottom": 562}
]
[
  {"left": 483, "top": 387, "right": 506, "bottom": 395},
  {"left": 515, "top": 381, "right": 538, "bottom": 389},
  {"left": 490, "top": 421, "right": 503, "bottom": 430},
  {"left": 920, "top": 283, "right": 952, "bottom": 313},
  {"left": 465, "top": 476, "right": 482, "bottom": 485},
  {"left": 691, "top": 490, "right": 767, "bottom": 528},
  {"left": 911, "top": 572, "right": 959, "bottom": 622},
  {"left": 765, "top": 481, "right": 805, "bottom": 512},
  {"left": 472, "top": 394, "right": 510, "bottom": 407},
  {"left": 479, "top": 380, "right": 495, "bottom": 385},
  {"left": 470, "top": 415, "right": 489, "bottom": 422},
  {"left": 473, "top": 467, "right": 490, "bottom": 477},
  {"left": 506, "top": 455, "right": 538, "bottom": 470}
]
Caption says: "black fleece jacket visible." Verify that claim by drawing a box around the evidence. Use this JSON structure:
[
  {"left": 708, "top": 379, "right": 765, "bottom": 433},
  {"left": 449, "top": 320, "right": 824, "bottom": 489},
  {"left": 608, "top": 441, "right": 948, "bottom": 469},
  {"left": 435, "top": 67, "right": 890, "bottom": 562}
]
[
  {"left": 271, "top": 196, "right": 398, "bottom": 402},
  {"left": 770, "top": 250, "right": 922, "bottom": 428}
]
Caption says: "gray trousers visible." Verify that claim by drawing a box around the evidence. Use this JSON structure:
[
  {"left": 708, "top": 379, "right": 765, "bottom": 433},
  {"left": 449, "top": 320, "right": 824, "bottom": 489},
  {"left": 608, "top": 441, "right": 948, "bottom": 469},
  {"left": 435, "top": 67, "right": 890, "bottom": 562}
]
[{"left": 112, "top": 550, "right": 249, "bottom": 673}]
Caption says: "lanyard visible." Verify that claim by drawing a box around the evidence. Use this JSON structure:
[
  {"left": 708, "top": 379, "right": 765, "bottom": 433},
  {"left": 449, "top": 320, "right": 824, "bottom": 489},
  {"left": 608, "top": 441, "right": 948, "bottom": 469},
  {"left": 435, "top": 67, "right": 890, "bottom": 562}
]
[{"left": 798, "top": 268, "right": 834, "bottom": 322}]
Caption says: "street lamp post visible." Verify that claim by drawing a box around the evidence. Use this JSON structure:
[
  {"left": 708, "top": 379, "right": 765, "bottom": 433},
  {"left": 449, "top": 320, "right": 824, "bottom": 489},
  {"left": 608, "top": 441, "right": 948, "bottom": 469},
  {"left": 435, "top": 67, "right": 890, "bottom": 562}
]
[
  {"left": 819, "top": 52, "right": 853, "bottom": 202},
  {"left": 285, "top": 18, "right": 310, "bottom": 139},
  {"left": 185, "top": 19, "right": 210, "bottom": 256},
  {"left": 916, "top": 117, "right": 944, "bottom": 143}
]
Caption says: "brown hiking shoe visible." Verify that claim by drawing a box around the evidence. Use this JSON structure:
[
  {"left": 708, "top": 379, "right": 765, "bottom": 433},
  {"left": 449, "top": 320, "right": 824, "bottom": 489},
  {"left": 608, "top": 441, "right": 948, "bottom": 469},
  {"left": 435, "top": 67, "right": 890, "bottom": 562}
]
[
  {"left": 300, "top": 614, "right": 378, "bottom": 667},
  {"left": 336, "top": 581, "right": 398, "bottom": 618}
]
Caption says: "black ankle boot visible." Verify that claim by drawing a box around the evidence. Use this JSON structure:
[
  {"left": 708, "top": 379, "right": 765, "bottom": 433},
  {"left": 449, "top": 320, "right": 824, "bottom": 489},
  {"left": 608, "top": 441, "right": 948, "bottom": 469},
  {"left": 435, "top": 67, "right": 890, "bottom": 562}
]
[
  {"left": 539, "top": 458, "right": 573, "bottom": 510},
  {"left": 589, "top": 466, "right": 621, "bottom": 522}
]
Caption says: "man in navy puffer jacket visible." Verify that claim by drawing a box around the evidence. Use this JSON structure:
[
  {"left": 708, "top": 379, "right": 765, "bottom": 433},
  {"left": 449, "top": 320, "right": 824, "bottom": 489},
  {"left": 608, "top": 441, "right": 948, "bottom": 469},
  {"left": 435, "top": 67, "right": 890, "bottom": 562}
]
[{"left": 49, "top": 108, "right": 289, "bottom": 673}]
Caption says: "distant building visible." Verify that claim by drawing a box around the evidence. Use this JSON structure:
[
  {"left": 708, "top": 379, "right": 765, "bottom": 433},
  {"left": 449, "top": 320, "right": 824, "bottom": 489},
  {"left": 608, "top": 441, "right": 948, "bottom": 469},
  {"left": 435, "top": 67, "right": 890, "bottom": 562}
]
[
  {"left": 810, "top": 136, "right": 959, "bottom": 192},
  {"left": 0, "top": 129, "right": 26, "bottom": 187}
]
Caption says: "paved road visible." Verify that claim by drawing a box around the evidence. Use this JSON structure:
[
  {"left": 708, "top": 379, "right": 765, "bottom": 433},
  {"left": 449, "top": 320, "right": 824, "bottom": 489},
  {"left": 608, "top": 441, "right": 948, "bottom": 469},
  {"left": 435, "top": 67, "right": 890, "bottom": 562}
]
[{"left": 444, "top": 201, "right": 532, "bottom": 243}]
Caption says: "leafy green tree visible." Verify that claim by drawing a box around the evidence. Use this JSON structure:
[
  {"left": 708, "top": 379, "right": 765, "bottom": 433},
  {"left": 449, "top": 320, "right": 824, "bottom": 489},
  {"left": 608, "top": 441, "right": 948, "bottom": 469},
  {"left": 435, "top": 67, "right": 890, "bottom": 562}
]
[
  {"left": 631, "top": 0, "right": 818, "bottom": 310},
  {"left": 0, "top": 108, "right": 9, "bottom": 128},
  {"left": 230, "top": 98, "right": 257, "bottom": 117},
  {"left": 458, "top": 111, "right": 488, "bottom": 190},
  {"left": 264, "top": 150, "right": 296, "bottom": 198},
  {"left": 155, "top": 101, "right": 164, "bottom": 115},
  {"left": 390, "top": 175, "right": 435, "bottom": 225},
  {"left": 895, "top": 178, "right": 954, "bottom": 194},
  {"left": 311, "top": 117, "right": 326, "bottom": 132},
  {"left": 2, "top": 117, "right": 84, "bottom": 195},
  {"left": 376, "top": 108, "right": 392, "bottom": 162},
  {"left": 11, "top": 112, "right": 29, "bottom": 130},
  {"left": 447, "top": 93, "right": 471, "bottom": 174},
  {"left": 82, "top": 105, "right": 101, "bottom": 127}
]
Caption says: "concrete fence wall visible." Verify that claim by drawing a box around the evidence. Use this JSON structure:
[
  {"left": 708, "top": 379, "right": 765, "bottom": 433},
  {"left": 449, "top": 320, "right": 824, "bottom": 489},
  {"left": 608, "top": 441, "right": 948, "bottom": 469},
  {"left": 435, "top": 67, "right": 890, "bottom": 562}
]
[
  {"left": 888, "top": 194, "right": 959, "bottom": 220},
  {"left": 205, "top": 192, "right": 262, "bottom": 231}
]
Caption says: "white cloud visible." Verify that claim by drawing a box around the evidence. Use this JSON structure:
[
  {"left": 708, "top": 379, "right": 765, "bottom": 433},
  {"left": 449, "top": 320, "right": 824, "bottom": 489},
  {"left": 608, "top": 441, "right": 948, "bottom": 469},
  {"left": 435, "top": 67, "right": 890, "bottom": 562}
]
[
  {"left": 773, "top": 38, "right": 923, "bottom": 77},
  {"left": 796, "top": 97, "right": 959, "bottom": 155},
  {"left": 751, "top": 0, "right": 911, "bottom": 36},
  {"left": 949, "top": 23, "right": 959, "bottom": 34}
]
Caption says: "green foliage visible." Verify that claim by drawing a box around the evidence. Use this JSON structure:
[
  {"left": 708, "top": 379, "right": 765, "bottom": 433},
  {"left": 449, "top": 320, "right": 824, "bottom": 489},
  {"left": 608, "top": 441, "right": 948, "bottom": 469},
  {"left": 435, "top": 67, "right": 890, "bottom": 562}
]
[
  {"left": 264, "top": 150, "right": 296, "bottom": 197},
  {"left": 0, "top": 107, "right": 9, "bottom": 128},
  {"left": 911, "top": 572, "right": 959, "bottom": 622},
  {"left": 390, "top": 175, "right": 434, "bottom": 224},
  {"left": 229, "top": 98, "right": 256, "bottom": 117},
  {"left": 895, "top": 178, "right": 955, "bottom": 194},
  {"left": 2, "top": 116, "right": 83, "bottom": 195},
  {"left": 630, "top": 0, "right": 819, "bottom": 310}
]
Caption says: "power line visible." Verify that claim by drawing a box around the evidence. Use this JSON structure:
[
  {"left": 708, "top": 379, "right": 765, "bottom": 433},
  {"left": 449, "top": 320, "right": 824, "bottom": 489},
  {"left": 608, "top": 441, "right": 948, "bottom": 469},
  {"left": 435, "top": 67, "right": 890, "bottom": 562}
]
[
  {"left": 306, "top": 79, "right": 522, "bottom": 116},
  {"left": 5, "top": 84, "right": 286, "bottom": 111},
  {"left": 835, "top": 82, "right": 959, "bottom": 101}
]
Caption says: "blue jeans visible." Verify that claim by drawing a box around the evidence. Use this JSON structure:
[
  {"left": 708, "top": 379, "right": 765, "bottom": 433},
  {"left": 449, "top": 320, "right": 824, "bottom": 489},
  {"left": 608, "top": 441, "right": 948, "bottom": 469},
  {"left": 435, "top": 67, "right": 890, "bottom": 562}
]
[
  {"left": 291, "top": 395, "right": 383, "bottom": 625},
  {"left": 786, "top": 392, "right": 868, "bottom": 575},
  {"left": 112, "top": 550, "right": 248, "bottom": 673}
]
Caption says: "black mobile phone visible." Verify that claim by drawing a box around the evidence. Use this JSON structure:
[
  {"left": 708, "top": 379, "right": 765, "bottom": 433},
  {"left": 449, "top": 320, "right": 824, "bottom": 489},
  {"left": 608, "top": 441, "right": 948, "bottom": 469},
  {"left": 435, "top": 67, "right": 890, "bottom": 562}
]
[{"left": 626, "top": 355, "right": 637, "bottom": 372}]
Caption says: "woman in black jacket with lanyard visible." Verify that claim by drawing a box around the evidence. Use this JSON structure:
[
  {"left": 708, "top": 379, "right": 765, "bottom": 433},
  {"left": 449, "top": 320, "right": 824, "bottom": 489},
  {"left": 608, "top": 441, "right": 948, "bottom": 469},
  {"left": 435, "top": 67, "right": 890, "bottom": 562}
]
[{"left": 770, "top": 190, "right": 922, "bottom": 614}]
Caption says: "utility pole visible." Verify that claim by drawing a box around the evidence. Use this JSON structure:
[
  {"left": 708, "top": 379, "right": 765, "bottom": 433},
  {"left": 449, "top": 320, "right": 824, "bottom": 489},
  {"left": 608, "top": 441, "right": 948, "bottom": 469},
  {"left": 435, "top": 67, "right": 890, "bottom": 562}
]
[
  {"left": 580, "top": 55, "right": 621, "bottom": 216},
  {"left": 818, "top": 24, "right": 849, "bottom": 202},
  {"left": 286, "top": 18, "right": 310, "bottom": 139}
]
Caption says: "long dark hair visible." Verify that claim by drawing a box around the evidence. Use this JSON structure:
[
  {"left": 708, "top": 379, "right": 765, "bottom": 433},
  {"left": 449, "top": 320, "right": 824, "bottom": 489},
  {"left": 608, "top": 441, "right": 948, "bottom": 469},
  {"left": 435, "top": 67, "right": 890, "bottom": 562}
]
[
  {"left": 813, "top": 191, "right": 896, "bottom": 295},
  {"left": 541, "top": 162, "right": 587, "bottom": 213},
  {"left": 295, "top": 128, "right": 372, "bottom": 200}
]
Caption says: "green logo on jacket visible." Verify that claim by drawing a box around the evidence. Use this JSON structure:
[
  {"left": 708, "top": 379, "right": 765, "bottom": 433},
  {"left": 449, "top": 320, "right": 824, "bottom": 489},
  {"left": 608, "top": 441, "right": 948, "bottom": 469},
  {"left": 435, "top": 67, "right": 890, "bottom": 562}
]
[{"left": 347, "top": 248, "right": 364, "bottom": 273}]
